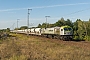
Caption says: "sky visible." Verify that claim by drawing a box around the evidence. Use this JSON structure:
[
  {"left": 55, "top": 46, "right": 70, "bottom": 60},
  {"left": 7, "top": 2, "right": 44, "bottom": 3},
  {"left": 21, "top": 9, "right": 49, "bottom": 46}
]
[{"left": 0, "top": 0, "right": 90, "bottom": 29}]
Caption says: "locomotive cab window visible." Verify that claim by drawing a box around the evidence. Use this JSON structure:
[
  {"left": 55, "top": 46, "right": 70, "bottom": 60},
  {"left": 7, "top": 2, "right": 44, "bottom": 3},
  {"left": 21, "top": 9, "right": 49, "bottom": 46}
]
[
  {"left": 64, "top": 28, "right": 72, "bottom": 31},
  {"left": 68, "top": 28, "right": 72, "bottom": 31},
  {"left": 64, "top": 28, "right": 68, "bottom": 31}
]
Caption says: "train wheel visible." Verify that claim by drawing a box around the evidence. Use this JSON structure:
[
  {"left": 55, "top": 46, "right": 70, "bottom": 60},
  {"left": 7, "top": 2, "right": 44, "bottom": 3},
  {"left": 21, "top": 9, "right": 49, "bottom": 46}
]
[
  {"left": 60, "top": 36, "right": 63, "bottom": 40},
  {"left": 52, "top": 35, "right": 54, "bottom": 39}
]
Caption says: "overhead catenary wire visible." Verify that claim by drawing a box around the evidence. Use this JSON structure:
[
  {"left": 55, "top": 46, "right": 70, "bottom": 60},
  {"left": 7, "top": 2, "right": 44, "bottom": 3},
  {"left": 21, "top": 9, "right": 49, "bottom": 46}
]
[{"left": 62, "top": 7, "right": 90, "bottom": 17}]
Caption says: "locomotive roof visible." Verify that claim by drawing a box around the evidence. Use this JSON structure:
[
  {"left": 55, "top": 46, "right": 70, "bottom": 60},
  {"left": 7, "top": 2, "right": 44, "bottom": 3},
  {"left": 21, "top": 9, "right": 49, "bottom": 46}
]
[
  {"left": 61, "top": 26, "right": 72, "bottom": 28},
  {"left": 51, "top": 26, "right": 60, "bottom": 28}
]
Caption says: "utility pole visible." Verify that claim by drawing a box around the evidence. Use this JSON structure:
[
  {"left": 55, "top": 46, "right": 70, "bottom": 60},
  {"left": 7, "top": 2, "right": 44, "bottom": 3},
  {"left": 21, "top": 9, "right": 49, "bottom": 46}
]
[
  {"left": 17, "top": 19, "right": 20, "bottom": 30},
  {"left": 45, "top": 16, "right": 50, "bottom": 28},
  {"left": 27, "top": 9, "right": 32, "bottom": 34},
  {"left": 11, "top": 23, "right": 15, "bottom": 30}
]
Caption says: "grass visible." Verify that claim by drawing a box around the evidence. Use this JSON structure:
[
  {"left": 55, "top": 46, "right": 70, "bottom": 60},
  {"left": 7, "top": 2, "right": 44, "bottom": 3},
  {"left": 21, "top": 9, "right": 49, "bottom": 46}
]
[{"left": 0, "top": 33, "right": 90, "bottom": 60}]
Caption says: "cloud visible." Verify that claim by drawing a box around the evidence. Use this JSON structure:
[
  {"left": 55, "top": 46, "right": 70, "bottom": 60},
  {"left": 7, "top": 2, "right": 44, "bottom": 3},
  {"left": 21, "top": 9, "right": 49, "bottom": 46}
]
[
  {"left": 0, "top": 3, "right": 89, "bottom": 12},
  {"left": 31, "top": 3, "right": 90, "bottom": 9},
  {"left": 0, "top": 8, "right": 27, "bottom": 12}
]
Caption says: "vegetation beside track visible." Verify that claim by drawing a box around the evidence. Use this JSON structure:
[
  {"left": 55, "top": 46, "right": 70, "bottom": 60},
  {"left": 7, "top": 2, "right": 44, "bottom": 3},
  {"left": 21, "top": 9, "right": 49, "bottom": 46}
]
[{"left": 0, "top": 33, "right": 90, "bottom": 60}]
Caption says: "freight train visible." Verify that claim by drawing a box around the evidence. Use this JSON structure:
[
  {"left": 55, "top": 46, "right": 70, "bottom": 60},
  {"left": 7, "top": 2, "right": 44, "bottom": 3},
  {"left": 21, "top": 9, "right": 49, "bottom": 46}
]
[{"left": 11, "top": 26, "right": 73, "bottom": 40}]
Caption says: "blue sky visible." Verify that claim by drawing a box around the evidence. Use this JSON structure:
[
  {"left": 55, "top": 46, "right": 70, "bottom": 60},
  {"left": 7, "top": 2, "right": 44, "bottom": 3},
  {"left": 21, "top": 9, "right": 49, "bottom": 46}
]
[{"left": 0, "top": 0, "right": 90, "bottom": 29}]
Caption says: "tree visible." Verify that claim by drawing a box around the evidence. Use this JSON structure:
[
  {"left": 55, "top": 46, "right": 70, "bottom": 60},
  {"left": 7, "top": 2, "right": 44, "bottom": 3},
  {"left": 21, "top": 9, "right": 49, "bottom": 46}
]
[
  {"left": 6, "top": 28, "right": 10, "bottom": 32},
  {"left": 48, "top": 24, "right": 55, "bottom": 27},
  {"left": 66, "top": 19, "right": 73, "bottom": 27},
  {"left": 20, "top": 26, "right": 28, "bottom": 29},
  {"left": 37, "top": 24, "right": 42, "bottom": 28},
  {"left": 54, "top": 17, "right": 73, "bottom": 27},
  {"left": 41, "top": 23, "right": 47, "bottom": 28},
  {"left": 55, "top": 17, "right": 66, "bottom": 27},
  {"left": 73, "top": 19, "right": 88, "bottom": 40}
]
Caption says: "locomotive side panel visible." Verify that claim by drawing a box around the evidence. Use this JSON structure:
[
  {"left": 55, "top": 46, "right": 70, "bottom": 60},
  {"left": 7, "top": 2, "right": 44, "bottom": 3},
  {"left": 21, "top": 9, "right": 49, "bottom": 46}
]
[
  {"left": 30, "top": 28, "right": 35, "bottom": 35},
  {"left": 35, "top": 28, "right": 41, "bottom": 35}
]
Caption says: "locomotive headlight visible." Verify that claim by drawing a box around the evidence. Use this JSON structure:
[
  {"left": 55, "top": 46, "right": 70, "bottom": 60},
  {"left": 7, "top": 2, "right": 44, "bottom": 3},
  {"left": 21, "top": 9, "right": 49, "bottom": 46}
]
[
  {"left": 68, "top": 32, "right": 70, "bottom": 34},
  {"left": 64, "top": 32, "right": 66, "bottom": 34},
  {"left": 67, "top": 32, "right": 69, "bottom": 34}
]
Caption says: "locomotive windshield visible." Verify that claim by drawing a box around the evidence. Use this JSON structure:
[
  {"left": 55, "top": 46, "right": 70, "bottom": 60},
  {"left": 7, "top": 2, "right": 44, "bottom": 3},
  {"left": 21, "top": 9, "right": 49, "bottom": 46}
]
[{"left": 64, "top": 27, "right": 72, "bottom": 31}]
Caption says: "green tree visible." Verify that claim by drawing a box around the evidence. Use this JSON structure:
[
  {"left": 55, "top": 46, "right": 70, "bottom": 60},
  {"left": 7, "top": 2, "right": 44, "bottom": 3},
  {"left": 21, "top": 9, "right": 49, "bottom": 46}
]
[
  {"left": 73, "top": 19, "right": 88, "bottom": 40},
  {"left": 54, "top": 17, "right": 73, "bottom": 27},
  {"left": 20, "top": 26, "right": 28, "bottom": 29},
  {"left": 37, "top": 24, "right": 42, "bottom": 28},
  {"left": 66, "top": 19, "right": 73, "bottom": 27},
  {"left": 6, "top": 28, "right": 10, "bottom": 32},
  {"left": 48, "top": 24, "right": 55, "bottom": 27},
  {"left": 55, "top": 17, "right": 66, "bottom": 27},
  {"left": 41, "top": 23, "right": 47, "bottom": 28}
]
